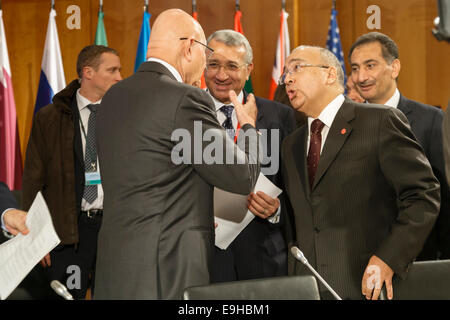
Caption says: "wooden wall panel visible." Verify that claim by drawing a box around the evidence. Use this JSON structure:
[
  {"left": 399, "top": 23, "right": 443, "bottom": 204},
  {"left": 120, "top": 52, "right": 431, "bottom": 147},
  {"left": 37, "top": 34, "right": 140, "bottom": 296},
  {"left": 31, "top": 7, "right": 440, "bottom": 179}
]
[{"left": 1, "top": 0, "right": 449, "bottom": 162}]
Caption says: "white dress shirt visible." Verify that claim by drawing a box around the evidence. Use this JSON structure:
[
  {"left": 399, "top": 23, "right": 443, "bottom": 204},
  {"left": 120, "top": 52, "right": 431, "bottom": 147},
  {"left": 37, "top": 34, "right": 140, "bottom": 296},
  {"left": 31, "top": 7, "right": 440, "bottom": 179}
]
[
  {"left": 307, "top": 94, "right": 346, "bottom": 155},
  {"left": 76, "top": 90, "right": 104, "bottom": 211}
]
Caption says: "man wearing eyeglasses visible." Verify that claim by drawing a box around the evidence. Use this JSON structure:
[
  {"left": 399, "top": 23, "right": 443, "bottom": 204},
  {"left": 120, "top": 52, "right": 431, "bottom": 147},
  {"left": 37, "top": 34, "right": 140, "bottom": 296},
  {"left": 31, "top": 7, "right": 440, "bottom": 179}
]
[
  {"left": 281, "top": 45, "right": 439, "bottom": 300},
  {"left": 94, "top": 11, "right": 261, "bottom": 300},
  {"left": 204, "top": 29, "right": 296, "bottom": 283}
]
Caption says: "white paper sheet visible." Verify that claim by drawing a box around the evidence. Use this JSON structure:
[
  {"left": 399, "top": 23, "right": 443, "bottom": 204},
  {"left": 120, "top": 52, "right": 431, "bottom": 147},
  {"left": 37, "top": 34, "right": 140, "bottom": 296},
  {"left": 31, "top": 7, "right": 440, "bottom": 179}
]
[
  {"left": 214, "top": 173, "right": 282, "bottom": 249},
  {"left": 0, "top": 192, "right": 60, "bottom": 300}
]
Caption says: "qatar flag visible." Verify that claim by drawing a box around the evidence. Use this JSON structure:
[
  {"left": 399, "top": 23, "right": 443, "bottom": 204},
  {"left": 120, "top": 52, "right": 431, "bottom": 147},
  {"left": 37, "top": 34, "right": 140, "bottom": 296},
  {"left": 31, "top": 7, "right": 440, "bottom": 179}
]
[{"left": 0, "top": 10, "right": 22, "bottom": 190}]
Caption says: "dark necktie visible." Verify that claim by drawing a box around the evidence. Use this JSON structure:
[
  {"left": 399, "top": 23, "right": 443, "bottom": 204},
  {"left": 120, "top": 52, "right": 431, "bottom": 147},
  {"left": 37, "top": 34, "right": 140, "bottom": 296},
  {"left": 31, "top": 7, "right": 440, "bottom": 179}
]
[
  {"left": 307, "top": 119, "right": 325, "bottom": 189},
  {"left": 83, "top": 104, "right": 98, "bottom": 204},
  {"left": 220, "top": 105, "right": 235, "bottom": 139}
]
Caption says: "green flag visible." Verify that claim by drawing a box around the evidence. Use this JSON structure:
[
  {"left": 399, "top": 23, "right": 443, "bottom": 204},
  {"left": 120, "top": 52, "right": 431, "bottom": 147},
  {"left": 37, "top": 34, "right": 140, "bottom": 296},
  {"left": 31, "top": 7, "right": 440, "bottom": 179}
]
[{"left": 95, "top": 11, "right": 108, "bottom": 46}]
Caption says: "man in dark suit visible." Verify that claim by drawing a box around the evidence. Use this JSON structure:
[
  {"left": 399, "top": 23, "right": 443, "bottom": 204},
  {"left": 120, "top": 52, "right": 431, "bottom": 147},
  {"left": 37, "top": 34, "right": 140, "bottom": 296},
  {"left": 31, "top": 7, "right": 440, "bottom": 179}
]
[
  {"left": 349, "top": 32, "right": 450, "bottom": 260},
  {"left": 94, "top": 9, "right": 260, "bottom": 300},
  {"left": 22, "top": 45, "right": 122, "bottom": 299},
  {"left": 203, "top": 30, "right": 296, "bottom": 282},
  {"left": 0, "top": 182, "right": 28, "bottom": 236},
  {"left": 281, "top": 45, "right": 440, "bottom": 300}
]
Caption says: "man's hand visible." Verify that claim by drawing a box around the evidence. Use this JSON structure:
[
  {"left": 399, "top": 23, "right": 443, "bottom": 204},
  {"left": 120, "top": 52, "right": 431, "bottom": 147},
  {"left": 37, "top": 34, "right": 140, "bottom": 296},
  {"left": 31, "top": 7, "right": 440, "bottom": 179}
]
[
  {"left": 247, "top": 191, "right": 280, "bottom": 219},
  {"left": 3, "top": 209, "right": 29, "bottom": 236},
  {"left": 361, "top": 255, "right": 394, "bottom": 300},
  {"left": 229, "top": 90, "right": 257, "bottom": 127}
]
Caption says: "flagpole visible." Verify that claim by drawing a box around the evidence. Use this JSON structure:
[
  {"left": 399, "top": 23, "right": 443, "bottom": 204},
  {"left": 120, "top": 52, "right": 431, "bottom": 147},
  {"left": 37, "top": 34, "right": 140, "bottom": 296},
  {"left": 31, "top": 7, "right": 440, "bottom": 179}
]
[
  {"left": 332, "top": 0, "right": 336, "bottom": 10},
  {"left": 235, "top": 0, "right": 240, "bottom": 11},
  {"left": 51, "top": 0, "right": 54, "bottom": 10},
  {"left": 99, "top": 0, "right": 103, "bottom": 12},
  {"left": 145, "top": 0, "right": 149, "bottom": 13},
  {"left": 282, "top": 0, "right": 285, "bottom": 10},
  {"left": 192, "top": 0, "right": 196, "bottom": 13}
]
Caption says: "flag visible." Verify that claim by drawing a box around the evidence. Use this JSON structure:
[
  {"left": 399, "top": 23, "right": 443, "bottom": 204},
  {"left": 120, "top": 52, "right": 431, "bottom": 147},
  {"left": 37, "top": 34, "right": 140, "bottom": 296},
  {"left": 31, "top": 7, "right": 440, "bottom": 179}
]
[
  {"left": 234, "top": 9, "right": 253, "bottom": 94},
  {"left": 192, "top": 9, "right": 207, "bottom": 89},
  {"left": 34, "top": 8, "right": 66, "bottom": 115},
  {"left": 95, "top": 10, "right": 108, "bottom": 46},
  {"left": 269, "top": 9, "right": 290, "bottom": 100},
  {"left": 0, "top": 10, "right": 22, "bottom": 190},
  {"left": 134, "top": 11, "right": 151, "bottom": 72},
  {"left": 326, "top": 8, "right": 346, "bottom": 85}
]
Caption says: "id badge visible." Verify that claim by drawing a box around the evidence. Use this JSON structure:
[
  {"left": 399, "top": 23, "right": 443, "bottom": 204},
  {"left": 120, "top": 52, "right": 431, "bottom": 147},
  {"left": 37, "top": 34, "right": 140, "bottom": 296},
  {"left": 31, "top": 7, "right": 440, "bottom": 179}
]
[{"left": 85, "top": 172, "right": 101, "bottom": 185}]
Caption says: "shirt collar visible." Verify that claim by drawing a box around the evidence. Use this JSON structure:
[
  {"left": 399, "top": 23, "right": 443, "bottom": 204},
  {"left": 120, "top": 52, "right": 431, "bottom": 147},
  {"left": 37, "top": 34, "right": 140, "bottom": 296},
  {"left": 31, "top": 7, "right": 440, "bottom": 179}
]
[
  {"left": 76, "top": 89, "right": 101, "bottom": 112},
  {"left": 308, "top": 94, "right": 345, "bottom": 130},
  {"left": 147, "top": 57, "right": 183, "bottom": 83},
  {"left": 384, "top": 88, "right": 400, "bottom": 108},
  {"left": 207, "top": 90, "right": 244, "bottom": 112}
]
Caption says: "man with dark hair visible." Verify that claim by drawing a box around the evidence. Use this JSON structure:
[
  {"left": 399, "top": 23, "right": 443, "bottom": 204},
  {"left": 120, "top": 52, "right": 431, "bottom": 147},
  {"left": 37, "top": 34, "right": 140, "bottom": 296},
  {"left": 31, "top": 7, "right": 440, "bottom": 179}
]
[
  {"left": 349, "top": 31, "right": 450, "bottom": 260},
  {"left": 22, "top": 44, "right": 122, "bottom": 299}
]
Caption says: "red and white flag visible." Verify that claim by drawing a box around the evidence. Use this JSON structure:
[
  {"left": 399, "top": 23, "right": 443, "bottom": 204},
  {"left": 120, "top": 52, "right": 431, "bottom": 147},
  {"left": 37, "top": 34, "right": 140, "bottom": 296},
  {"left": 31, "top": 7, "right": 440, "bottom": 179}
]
[
  {"left": 0, "top": 10, "right": 22, "bottom": 190},
  {"left": 269, "top": 9, "right": 290, "bottom": 100}
]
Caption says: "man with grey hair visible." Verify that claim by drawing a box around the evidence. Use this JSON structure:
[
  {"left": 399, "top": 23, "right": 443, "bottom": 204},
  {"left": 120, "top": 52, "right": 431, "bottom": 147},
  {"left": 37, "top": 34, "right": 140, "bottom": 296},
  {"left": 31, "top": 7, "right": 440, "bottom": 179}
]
[
  {"left": 349, "top": 32, "right": 450, "bottom": 261},
  {"left": 281, "top": 45, "right": 439, "bottom": 299},
  {"left": 204, "top": 29, "right": 296, "bottom": 283}
]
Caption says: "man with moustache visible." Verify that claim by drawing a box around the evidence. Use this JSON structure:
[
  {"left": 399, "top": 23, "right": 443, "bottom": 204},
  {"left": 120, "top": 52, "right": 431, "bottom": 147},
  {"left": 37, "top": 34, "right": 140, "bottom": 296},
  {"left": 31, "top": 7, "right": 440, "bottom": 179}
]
[
  {"left": 204, "top": 29, "right": 296, "bottom": 282},
  {"left": 94, "top": 10, "right": 260, "bottom": 300},
  {"left": 349, "top": 32, "right": 450, "bottom": 260},
  {"left": 281, "top": 45, "right": 439, "bottom": 300}
]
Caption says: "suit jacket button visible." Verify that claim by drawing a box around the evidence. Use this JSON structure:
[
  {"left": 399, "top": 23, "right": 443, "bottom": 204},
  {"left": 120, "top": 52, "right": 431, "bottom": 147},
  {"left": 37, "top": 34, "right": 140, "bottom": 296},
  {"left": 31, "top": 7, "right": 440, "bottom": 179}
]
[{"left": 314, "top": 227, "right": 320, "bottom": 233}]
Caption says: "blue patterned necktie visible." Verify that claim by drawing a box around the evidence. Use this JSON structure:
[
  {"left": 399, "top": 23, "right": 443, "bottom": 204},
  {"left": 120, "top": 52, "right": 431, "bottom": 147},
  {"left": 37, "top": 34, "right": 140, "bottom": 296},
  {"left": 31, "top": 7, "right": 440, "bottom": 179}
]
[
  {"left": 220, "top": 105, "right": 235, "bottom": 139},
  {"left": 83, "top": 104, "right": 99, "bottom": 204}
]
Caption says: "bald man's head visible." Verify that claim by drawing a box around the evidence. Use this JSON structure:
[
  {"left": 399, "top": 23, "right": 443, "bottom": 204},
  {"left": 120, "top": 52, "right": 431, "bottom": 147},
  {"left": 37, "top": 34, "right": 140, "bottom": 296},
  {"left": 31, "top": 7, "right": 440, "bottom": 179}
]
[{"left": 147, "top": 9, "right": 208, "bottom": 85}]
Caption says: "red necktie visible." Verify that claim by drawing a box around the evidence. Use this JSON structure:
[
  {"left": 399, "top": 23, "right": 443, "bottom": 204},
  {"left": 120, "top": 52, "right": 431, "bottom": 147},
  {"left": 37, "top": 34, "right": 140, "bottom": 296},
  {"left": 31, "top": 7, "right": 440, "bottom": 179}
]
[{"left": 307, "top": 119, "right": 325, "bottom": 188}]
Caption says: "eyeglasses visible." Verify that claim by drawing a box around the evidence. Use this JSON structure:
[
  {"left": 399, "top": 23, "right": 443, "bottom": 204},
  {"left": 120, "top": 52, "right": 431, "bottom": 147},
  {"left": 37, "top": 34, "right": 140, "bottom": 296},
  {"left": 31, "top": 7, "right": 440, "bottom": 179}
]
[
  {"left": 205, "top": 61, "right": 247, "bottom": 73},
  {"left": 278, "top": 63, "right": 329, "bottom": 85},
  {"left": 179, "top": 37, "right": 214, "bottom": 58}
]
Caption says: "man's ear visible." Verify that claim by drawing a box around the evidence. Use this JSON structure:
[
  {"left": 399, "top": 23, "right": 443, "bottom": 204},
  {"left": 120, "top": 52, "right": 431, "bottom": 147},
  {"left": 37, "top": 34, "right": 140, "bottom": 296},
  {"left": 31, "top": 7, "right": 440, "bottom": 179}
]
[{"left": 391, "top": 58, "right": 401, "bottom": 80}]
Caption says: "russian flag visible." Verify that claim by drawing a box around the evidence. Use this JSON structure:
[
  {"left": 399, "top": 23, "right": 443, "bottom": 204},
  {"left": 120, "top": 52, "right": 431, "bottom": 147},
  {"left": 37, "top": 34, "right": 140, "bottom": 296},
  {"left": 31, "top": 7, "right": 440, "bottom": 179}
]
[
  {"left": 34, "top": 8, "right": 65, "bottom": 114},
  {"left": 269, "top": 9, "right": 290, "bottom": 100},
  {"left": 0, "top": 9, "right": 22, "bottom": 190},
  {"left": 134, "top": 10, "right": 151, "bottom": 72}
]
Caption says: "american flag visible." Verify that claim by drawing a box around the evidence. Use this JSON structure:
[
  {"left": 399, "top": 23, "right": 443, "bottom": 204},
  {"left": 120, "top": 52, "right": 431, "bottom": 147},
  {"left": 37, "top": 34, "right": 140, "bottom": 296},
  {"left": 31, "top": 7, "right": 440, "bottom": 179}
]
[{"left": 326, "top": 8, "right": 346, "bottom": 86}]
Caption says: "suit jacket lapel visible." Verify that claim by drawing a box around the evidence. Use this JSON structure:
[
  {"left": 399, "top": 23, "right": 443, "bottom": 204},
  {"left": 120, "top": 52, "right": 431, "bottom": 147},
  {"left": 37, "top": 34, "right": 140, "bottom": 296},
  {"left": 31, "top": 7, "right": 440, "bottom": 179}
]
[
  {"left": 312, "top": 99, "right": 355, "bottom": 190},
  {"left": 71, "top": 98, "right": 84, "bottom": 168}
]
